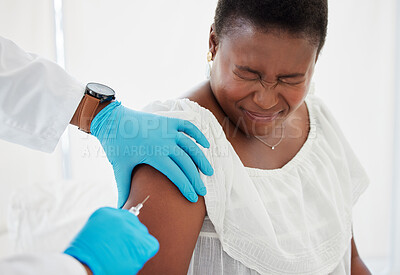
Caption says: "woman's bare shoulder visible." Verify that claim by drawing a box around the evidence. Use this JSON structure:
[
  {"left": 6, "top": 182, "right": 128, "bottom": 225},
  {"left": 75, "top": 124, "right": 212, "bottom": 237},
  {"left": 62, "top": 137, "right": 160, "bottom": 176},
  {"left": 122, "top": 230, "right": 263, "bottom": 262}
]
[{"left": 123, "top": 164, "right": 206, "bottom": 275}]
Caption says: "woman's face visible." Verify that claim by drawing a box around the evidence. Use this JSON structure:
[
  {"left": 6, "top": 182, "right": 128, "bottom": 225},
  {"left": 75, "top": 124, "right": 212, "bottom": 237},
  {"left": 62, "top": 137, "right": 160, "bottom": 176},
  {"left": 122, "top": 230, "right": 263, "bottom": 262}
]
[{"left": 209, "top": 24, "right": 318, "bottom": 137}]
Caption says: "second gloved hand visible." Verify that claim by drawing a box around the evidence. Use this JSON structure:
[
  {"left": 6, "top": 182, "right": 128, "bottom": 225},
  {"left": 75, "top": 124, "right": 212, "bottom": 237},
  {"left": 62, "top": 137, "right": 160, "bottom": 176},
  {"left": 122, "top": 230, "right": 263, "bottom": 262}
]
[
  {"left": 91, "top": 101, "right": 214, "bottom": 208},
  {"left": 64, "top": 207, "right": 159, "bottom": 275}
]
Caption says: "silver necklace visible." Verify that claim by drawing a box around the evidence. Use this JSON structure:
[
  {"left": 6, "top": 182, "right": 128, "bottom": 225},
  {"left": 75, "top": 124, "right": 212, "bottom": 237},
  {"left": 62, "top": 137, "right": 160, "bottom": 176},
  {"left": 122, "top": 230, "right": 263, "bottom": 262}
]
[{"left": 254, "top": 129, "right": 284, "bottom": 150}]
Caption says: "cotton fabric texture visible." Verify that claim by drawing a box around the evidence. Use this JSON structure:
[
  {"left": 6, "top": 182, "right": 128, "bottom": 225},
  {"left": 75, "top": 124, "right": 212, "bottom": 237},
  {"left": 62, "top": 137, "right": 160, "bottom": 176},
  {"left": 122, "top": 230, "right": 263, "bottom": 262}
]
[
  {"left": 142, "top": 91, "right": 370, "bottom": 275},
  {"left": 0, "top": 36, "right": 84, "bottom": 153}
]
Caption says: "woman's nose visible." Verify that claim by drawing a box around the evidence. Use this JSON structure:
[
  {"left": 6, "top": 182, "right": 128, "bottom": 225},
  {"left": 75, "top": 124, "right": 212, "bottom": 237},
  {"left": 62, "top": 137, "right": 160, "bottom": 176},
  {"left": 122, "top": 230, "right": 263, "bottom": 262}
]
[{"left": 252, "top": 84, "right": 280, "bottom": 110}]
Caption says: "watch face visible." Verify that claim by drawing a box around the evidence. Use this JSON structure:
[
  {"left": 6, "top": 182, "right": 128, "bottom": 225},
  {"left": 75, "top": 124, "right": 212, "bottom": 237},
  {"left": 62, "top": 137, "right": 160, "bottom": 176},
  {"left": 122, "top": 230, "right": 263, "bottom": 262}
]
[{"left": 87, "top": 83, "right": 115, "bottom": 96}]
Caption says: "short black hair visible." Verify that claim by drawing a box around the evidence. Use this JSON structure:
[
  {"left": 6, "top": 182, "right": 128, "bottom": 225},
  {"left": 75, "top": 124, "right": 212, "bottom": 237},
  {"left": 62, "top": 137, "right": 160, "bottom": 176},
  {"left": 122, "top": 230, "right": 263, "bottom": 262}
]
[{"left": 214, "top": 0, "right": 328, "bottom": 53}]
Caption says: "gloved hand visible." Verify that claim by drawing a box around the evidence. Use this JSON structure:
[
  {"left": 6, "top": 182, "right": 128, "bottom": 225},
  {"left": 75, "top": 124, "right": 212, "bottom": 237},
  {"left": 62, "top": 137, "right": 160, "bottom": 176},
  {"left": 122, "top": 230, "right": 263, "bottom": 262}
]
[
  {"left": 64, "top": 207, "right": 159, "bottom": 275},
  {"left": 91, "top": 101, "right": 214, "bottom": 208}
]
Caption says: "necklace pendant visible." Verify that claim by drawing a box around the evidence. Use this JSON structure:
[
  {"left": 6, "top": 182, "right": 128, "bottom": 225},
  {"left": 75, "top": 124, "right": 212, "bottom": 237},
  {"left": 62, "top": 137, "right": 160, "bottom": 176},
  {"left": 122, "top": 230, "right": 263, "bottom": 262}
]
[{"left": 254, "top": 135, "right": 283, "bottom": 150}]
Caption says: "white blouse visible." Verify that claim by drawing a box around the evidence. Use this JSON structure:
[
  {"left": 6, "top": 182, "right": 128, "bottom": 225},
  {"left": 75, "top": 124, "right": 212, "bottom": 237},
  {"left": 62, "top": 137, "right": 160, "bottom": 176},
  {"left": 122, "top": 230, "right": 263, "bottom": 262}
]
[{"left": 142, "top": 91, "right": 370, "bottom": 275}]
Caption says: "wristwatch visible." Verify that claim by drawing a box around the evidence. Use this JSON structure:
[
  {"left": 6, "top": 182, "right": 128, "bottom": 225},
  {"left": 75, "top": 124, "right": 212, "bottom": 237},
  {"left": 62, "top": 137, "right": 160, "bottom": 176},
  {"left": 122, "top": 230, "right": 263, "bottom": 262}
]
[{"left": 76, "top": 83, "right": 116, "bottom": 133}]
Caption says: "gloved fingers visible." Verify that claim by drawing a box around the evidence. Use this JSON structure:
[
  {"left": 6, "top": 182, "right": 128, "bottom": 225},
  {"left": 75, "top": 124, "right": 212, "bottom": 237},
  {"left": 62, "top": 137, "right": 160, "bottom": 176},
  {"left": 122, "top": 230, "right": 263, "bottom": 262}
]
[
  {"left": 176, "top": 133, "right": 214, "bottom": 176},
  {"left": 90, "top": 206, "right": 120, "bottom": 219},
  {"left": 148, "top": 157, "right": 198, "bottom": 202},
  {"left": 120, "top": 208, "right": 150, "bottom": 233},
  {"left": 177, "top": 119, "right": 210, "bottom": 149},
  {"left": 133, "top": 231, "right": 160, "bottom": 260},
  {"left": 114, "top": 165, "right": 134, "bottom": 209},
  {"left": 169, "top": 145, "right": 207, "bottom": 197}
]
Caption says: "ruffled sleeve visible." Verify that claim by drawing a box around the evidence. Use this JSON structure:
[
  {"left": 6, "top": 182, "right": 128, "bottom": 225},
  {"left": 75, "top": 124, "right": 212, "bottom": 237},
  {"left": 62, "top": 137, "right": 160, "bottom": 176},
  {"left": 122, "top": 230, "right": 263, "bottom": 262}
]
[{"left": 311, "top": 96, "right": 370, "bottom": 206}]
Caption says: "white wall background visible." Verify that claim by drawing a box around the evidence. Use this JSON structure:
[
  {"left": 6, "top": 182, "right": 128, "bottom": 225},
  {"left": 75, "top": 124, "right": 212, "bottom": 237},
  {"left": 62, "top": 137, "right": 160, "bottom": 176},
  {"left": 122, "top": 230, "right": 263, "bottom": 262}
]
[{"left": 0, "top": 0, "right": 398, "bottom": 274}]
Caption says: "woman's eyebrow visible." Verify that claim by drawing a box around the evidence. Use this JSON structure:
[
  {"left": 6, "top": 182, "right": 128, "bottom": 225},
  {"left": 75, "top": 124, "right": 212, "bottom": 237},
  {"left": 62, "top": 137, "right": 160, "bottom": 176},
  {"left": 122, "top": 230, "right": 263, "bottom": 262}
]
[
  {"left": 235, "top": 65, "right": 305, "bottom": 79},
  {"left": 278, "top": 73, "right": 305, "bottom": 78},
  {"left": 235, "top": 65, "right": 261, "bottom": 74}
]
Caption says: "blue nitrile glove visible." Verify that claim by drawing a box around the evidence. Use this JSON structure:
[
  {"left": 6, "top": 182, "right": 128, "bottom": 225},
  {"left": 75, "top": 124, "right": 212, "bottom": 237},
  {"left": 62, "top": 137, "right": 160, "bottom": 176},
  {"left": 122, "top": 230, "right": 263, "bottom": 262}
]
[
  {"left": 64, "top": 207, "right": 159, "bottom": 275},
  {"left": 91, "top": 101, "right": 214, "bottom": 208}
]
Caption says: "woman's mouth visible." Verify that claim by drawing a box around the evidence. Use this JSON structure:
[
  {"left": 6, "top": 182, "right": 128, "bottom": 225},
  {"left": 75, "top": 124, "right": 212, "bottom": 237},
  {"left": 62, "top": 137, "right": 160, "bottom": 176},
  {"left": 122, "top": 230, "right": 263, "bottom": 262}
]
[{"left": 243, "top": 109, "right": 282, "bottom": 122}]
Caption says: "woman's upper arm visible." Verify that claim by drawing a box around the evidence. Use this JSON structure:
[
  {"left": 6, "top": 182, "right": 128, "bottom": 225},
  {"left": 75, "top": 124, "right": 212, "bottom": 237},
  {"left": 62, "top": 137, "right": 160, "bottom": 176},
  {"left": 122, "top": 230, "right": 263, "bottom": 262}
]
[
  {"left": 123, "top": 164, "right": 206, "bottom": 275},
  {"left": 351, "top": 235, "right": 371, "bottom": 275}
]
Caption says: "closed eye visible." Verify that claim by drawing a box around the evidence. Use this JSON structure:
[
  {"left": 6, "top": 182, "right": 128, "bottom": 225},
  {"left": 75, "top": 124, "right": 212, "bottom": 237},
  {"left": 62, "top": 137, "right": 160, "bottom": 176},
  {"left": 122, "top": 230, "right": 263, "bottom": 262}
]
[
  {"left": 278, "top": 72, "right": 305, "bottom": 85},
  {"left": 278, "top": 77, "right": 305, "bottom": 85},
  {"left": 233, "top": 70, "right": 260, "bottom": 81}
]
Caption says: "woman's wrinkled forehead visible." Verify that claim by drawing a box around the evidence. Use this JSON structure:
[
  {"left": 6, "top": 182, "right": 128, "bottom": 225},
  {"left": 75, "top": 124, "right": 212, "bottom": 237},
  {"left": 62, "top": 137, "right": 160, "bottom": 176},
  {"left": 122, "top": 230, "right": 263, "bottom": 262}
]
[
  {"left": 216, "top": 17, "right": 321, "bottom": 54},
  {"left": 217, "top": 26, "right": 318, "bottom": 76},
  {"left": 219, "top": 24, "right": 318, "bottom": 56}
]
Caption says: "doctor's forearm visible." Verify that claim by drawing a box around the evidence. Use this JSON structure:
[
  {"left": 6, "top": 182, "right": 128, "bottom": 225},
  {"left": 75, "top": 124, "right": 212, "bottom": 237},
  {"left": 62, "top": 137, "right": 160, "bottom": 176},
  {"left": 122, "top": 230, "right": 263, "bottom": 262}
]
[
  {"left": 0, "top": 36, "right": 85, "bottom": 152},
  {"left": 69, "top": 97, "right": 113, "bottom": 128}
]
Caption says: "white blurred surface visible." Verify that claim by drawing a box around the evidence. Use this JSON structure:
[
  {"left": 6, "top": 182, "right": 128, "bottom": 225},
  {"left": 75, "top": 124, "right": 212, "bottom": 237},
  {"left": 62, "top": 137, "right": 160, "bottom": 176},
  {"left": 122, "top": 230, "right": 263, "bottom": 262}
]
[
  {"left": 0, "top": 0, "right": 61, "bottom": 258},
  {"left": 0, "top": 1, "right": 398, "bottom": 274},
  {"left": 7, "top": 178, "right": 116, "bottom": 254},
  {"left": 313, "top": 1, "right": 397, "bottom": 271}
]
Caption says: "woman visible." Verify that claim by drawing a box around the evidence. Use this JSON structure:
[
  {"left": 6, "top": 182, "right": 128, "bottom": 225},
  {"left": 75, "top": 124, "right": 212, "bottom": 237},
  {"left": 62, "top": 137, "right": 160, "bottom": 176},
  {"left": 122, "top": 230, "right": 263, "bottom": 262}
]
[{"left": 123, "top": 0, "right": 371, "bottom": 274}]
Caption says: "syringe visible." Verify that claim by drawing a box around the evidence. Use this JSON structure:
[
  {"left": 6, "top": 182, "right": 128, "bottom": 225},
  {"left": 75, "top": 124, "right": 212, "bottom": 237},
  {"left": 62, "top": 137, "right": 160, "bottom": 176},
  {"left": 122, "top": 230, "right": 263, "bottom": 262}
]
[{"left": 129, "top": 195, "right": 150, "bottom": 216}]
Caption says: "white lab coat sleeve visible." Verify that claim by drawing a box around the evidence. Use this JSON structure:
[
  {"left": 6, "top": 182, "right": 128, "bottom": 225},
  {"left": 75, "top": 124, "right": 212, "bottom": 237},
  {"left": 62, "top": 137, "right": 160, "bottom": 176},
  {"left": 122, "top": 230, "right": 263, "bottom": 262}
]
[
  {"left": 0, "top": 36, "right": 85, "bottom": 153},
  {"left": 0, "top": 253, "right": 87, "bottom": 275}
]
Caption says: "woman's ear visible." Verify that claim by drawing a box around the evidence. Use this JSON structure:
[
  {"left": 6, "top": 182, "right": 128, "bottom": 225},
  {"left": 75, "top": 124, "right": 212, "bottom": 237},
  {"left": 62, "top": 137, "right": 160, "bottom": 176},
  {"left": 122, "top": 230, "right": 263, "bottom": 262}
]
[{"left": 208, "top": 24, "right": 219, "bottom": 60}]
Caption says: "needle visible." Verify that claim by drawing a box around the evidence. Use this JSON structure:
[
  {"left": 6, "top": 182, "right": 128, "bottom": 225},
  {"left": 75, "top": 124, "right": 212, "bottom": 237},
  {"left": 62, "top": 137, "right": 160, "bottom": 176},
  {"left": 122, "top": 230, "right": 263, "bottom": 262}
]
[{"left": 140, "top": 195, "right": 150, "bottom": 205}]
